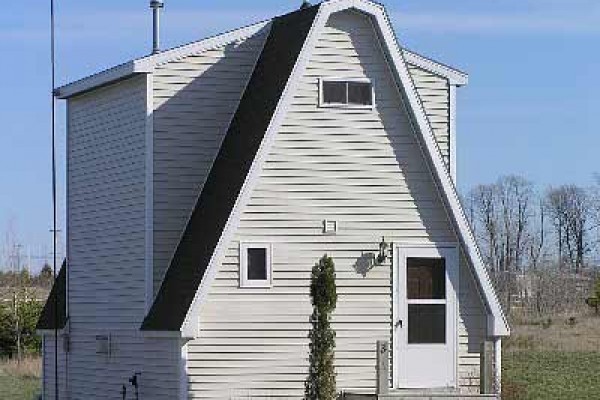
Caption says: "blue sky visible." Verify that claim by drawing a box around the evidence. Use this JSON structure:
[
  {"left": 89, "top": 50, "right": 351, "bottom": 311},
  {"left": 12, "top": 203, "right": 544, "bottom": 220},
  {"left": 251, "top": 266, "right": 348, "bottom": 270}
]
[{"left": 1, "top": 0, "right": 598, "bottom": 269}]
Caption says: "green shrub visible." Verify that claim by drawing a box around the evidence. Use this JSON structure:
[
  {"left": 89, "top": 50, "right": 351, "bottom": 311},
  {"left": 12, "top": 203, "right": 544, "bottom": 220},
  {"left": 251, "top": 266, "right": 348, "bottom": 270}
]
[
  {"left": 305, "top": 255, "right": 337, "bottom": 400},
  {"left": 0, "top": 297, "right": 43, "bottom": 358}
]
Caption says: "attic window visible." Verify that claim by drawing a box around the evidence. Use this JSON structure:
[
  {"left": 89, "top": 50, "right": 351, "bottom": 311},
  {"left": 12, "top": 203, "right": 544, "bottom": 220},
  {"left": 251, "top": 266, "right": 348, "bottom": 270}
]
[
  {"left": 320, "top": 79, "right": 374, "bottom": 107},
  {"left": 240, "top": 243, "right": 272, "bottom": 288}
]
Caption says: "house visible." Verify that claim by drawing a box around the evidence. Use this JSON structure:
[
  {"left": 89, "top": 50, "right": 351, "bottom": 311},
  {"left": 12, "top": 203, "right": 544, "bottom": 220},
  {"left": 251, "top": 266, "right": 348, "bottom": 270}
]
[{"left": 37, "top": 0, "right": 509, "bottom": 398}]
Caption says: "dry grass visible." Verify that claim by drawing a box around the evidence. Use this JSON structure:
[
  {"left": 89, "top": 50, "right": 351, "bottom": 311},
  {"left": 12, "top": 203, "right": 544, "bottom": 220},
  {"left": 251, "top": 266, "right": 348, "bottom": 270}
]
[
  {"left": 505, "top": 312, "right": 600, "bottom": 352},
  {"left": 0, "top": 356, "right": 42, "bottom": 379}
]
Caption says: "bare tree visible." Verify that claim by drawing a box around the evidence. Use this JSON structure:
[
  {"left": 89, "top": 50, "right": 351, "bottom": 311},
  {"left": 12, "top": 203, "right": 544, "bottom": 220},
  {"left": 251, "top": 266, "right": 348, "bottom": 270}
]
[
  {"left": 469, "top": 184, "right": 501, "bottom": 271},
  {"left": 497, "top": 176, "right": 534, "bottom": 272},
  {"left": 547, "top": 185, "right": 593, "bottom": 273},
  {"left": 528, "top": 198, "right": 546, "bottom": 270}
]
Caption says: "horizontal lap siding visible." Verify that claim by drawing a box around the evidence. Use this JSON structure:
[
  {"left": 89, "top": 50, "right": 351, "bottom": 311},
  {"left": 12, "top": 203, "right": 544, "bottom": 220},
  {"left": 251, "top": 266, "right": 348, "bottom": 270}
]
[
  {"left": 190, "top": 11, "right": 485, "bottom": 399},
  {"left": 65, "top": 77, "right": 179, "bottom": 399},
  {"left": 406, "top": 64, "right": 450, "bottom": 167},
  {"left": 152, "top": 30, "right": 268, "bottom": 294}
]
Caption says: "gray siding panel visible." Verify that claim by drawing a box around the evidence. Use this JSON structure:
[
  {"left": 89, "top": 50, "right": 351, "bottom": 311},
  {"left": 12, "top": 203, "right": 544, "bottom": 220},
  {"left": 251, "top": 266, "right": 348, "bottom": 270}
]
[
  {"left": 152, "top": 30, "right": 269, "bottom": 294},
  {"left": 188, "top": 10, "right": 486, "bottom": 398}
]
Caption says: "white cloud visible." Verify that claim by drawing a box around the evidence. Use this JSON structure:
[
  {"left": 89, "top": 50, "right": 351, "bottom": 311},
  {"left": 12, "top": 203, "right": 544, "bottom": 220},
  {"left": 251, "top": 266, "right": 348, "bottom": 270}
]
[{"left": 391, "top": 8, "right": 600, "bottom": 35}]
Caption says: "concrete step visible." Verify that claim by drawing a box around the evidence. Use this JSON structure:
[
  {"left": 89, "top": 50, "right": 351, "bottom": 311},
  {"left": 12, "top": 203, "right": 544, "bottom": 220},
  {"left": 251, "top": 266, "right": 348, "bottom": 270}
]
[{"left": 343, "top": 389, "right": 498, "bottom": 400}]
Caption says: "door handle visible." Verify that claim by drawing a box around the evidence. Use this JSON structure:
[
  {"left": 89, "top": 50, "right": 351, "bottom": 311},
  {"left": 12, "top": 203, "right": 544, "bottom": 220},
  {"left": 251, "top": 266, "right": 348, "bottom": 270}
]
[{"left": 395, "top": 319, "right": 403, "bottom": 329}]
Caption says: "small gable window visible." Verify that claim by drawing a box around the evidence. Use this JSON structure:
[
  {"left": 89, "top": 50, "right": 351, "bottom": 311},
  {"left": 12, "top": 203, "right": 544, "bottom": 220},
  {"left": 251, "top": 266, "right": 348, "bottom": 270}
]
[
  {"left": 320, "top": 79, "right": 373, "bottom": 107},
  {"left": 240, "top": 243, "right": 272, "bottom": 288}
]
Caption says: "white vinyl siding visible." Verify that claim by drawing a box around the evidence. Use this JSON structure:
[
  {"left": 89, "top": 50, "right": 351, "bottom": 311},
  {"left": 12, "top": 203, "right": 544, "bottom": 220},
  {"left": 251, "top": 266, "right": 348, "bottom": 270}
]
[
  {"left": 60, "top": 76, "right": 180, "bottom": 399},
  {"left": 187, "top": 10, "right": 486, "bottom": 398},
  {"left": 406, "top": 64, "right": 451, "bottom": 167},
  {"left": 152, "top": 28, "right": 269, "bottom": 295}
]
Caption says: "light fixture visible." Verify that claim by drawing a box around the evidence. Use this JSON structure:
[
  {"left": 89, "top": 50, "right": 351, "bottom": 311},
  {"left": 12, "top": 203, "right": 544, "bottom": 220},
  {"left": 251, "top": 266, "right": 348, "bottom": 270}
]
[{"left": 376, "top": 236, "right": 389, "bottom": 264}]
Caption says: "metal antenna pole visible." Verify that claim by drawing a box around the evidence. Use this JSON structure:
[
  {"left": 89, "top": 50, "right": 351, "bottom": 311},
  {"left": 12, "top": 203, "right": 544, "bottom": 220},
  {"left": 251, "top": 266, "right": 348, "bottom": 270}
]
[{"left": 50, "top": 0, "right": 59, "bottom": 398}]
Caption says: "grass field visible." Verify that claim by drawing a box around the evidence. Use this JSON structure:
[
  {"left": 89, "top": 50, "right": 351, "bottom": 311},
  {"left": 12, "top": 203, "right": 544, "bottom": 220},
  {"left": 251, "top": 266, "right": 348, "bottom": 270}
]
[
  {"left": 503, "top": 351, "right": 600, "bottom": 399},
  {"left": 503, "top": 313, "right": 600, "bottom": 399},
  {"left": 0, "top": 357, "right": 41, "bottom": 400},
  {"left": 0, "top": 375, "right": 40, "bottom": 400}
]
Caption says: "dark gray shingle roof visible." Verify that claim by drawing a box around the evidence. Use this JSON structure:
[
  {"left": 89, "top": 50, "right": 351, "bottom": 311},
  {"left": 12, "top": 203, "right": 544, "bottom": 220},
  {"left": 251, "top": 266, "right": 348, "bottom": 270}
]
[{"left": 37, "top": 260, "right": 67, "bottom": 330}]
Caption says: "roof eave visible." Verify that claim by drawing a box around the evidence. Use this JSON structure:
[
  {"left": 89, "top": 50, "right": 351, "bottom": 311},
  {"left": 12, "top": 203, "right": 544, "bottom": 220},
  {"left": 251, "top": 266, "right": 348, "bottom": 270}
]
[
  {"left": 55, "top": 61, "right": 149, "bottom": 99},
  {"left": 402, "top": 49, "right": 469, "bottom": 86},
  {"left": 55, "top": 20, "right": 272, "bottom": 100}
]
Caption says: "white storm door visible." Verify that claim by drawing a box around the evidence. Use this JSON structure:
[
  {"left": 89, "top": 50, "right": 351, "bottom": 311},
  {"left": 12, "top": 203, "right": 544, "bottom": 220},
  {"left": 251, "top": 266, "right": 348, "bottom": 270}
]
[{"left": 394, "top": 245, "right": 458, "bottom": 389}]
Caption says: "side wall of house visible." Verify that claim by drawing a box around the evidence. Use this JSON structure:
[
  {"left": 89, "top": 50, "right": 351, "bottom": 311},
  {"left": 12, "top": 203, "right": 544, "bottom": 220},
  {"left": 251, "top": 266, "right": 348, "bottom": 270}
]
[
  {"left": 152, "top": 28, "right": 269, "bottom": 294},
  {"left": 186, "top": 10, "right": 486, "bottom": 398},
  {"left": 59, "top": 76, "right": 180, "bottom": 399},
  {"left": 406, "top": 63, "right": 451, "bottom": 167},
  {"left": 42, "top": 334, "right": 68, "bottom": 399}
]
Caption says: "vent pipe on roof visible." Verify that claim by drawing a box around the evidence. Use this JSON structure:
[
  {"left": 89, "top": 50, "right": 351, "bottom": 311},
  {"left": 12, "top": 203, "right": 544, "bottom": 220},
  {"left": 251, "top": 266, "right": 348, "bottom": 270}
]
[
  {"left": 300, "top": 1, "right": 311, "bottom": 9},
  {"left": 150, "top": 0, "right": 164, "bottom": 54}
]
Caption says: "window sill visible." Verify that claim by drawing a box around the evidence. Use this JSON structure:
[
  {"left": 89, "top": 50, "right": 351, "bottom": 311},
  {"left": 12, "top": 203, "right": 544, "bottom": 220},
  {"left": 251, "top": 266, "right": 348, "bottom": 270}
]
[
  {"left": 239, "top": 281, "right": 273, "bottom": 289},
  {"left": 318, "top": 103, "right": 375, "bottom": 110}
]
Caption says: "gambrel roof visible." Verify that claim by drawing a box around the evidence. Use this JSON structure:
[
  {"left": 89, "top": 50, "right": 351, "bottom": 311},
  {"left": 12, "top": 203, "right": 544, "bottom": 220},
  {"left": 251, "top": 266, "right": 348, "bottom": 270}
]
[
  {"left": 140, "top": 0, "right": 507, "bottom": 337},
  {"left": 54, "top": 0, "right": 506, "bottom": 337}
]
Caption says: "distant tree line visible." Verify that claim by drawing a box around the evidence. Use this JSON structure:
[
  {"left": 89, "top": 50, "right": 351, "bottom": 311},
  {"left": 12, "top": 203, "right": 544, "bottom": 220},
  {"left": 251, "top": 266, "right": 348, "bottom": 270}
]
[
  {"left": 464, "top": 175, "right": 600, "bottom": 273},
  {"left": 463, "top": 175, "right": 600, "bottom": 316},
  {"left": 0, "top": 264, "right": 54, "bottom": 288}
]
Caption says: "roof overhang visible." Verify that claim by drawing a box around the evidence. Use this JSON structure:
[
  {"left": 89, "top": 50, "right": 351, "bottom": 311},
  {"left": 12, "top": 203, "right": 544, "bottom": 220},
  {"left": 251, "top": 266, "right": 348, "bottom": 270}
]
[
  {"left": 55, "top": 61, "right": 145, "bottom": 99},
  {"left": 403, "top": 49, "right": 468, "bottom": 86}
]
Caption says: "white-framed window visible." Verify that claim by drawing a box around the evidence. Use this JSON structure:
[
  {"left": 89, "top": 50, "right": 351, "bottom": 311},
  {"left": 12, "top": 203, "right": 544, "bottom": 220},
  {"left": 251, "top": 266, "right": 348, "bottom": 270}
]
[
  {"left": 319, "top": 78, "right": 374, "bottom": 108},
  {"left": 240, "top": 242, "right": 272, "bottom": 288}
]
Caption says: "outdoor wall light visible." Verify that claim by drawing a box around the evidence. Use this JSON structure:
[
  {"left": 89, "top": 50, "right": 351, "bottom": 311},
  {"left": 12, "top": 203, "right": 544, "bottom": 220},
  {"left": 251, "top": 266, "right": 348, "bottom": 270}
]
[{"left": 376, "top": 236, "right": 389, "bottom": 264}]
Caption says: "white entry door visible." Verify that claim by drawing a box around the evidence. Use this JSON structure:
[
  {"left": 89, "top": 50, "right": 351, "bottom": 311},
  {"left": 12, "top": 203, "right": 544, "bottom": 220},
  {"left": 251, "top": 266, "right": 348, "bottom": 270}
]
[{"left": 394, "top": 245, "right": 458, "bottom": 389}]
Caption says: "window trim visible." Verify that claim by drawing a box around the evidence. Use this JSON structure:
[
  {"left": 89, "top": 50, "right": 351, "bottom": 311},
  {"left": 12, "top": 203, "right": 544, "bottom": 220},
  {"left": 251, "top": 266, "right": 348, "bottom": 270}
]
[
  {"left": 318, "top": 77, "right": 375, "bottom": 109},
  {"left": 239, "top": 242, "right": 273, "bottom": 288}
]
